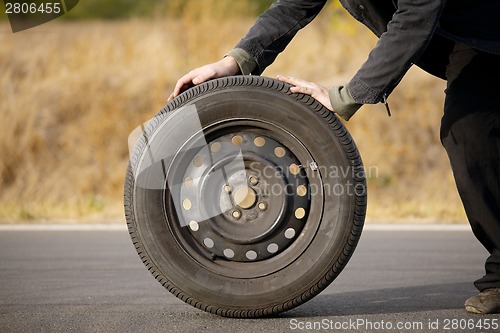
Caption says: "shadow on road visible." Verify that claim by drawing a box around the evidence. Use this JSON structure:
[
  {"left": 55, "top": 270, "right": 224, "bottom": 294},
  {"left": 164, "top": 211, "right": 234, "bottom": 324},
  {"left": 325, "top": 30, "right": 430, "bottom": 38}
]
[{"left": 282, "top": 282, "right": 475, "bottom": 317}]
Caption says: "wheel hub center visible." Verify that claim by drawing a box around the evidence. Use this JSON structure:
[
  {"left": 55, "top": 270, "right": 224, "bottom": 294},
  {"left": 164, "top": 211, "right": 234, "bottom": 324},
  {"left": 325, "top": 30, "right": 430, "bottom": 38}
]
[{"left": 233, "top": 185, "right": 257, "bottom": 209}]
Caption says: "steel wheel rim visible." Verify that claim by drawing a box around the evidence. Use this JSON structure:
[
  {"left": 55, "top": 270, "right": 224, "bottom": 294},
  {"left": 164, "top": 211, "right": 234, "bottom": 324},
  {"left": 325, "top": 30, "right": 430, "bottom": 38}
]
[{"left": 163, "top": 118, "right": 324, "bottom": 278}]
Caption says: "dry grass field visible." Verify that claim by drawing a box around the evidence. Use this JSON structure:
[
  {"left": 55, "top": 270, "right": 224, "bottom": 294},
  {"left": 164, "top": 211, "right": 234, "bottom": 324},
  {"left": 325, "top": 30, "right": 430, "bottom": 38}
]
[{"left": 0, "top": 2, "right": 467, "bottom": 223}]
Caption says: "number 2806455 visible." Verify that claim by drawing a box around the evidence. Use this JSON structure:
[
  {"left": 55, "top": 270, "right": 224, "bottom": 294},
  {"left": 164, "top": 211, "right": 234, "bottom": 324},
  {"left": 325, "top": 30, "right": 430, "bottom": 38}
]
[{"left": 5, "top": 2, "right": 62, "bottom": 14}]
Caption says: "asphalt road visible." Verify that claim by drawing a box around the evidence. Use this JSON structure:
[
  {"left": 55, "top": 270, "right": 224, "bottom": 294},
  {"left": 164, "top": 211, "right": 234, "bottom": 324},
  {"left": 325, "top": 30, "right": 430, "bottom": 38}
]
[{"left": 1, "top": 224, "right": 499, "bottom": 333}]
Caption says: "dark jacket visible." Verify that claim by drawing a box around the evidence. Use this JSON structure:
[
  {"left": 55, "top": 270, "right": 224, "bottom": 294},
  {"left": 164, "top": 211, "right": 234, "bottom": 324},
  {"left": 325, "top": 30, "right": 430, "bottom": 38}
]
[{"left": 234, "top": 0, "right": 500, "bottom": 105}]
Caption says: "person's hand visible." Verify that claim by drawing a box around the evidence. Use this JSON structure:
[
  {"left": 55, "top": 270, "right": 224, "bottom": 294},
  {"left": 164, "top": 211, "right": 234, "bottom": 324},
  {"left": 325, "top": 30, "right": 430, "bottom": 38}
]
[
  {"left": 168, "top": 56, "right": 240, "bottom": 102},
  {"left": 276, "top": 75, "right": 333, "bottom": 111}
]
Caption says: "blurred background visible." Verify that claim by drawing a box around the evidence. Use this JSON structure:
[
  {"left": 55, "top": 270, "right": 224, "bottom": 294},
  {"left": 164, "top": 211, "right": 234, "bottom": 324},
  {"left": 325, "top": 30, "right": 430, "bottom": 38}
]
[{"left": 0, "top": 0, "right": 466, "bottom": 224}]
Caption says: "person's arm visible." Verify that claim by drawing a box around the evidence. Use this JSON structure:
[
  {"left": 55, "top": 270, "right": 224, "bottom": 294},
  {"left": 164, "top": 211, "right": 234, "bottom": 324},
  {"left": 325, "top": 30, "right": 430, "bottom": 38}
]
[
  {"left": 168, "top": 56, "right": 240, "bottom": 102},
  {"left": 274, "top": 74, "right": 361, "bottom": 121},
  {"left": 280, "top": 0, "right": 447, "bottom": 120},
  {"left": 168, "top": 0, "right": 327, "bottom": 101},
  {"left": 346, "top": 0, "right": 447, "bottom": 105},
  {"left": 234, "top": 0, "right": 328, "bottom": 74}
]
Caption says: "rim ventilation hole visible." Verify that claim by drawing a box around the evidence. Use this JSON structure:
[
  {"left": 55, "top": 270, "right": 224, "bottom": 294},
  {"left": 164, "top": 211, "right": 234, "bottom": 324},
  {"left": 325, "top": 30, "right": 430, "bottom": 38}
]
[
  {"left": 295, "top": 208, "right": 306, "bottom": 219},
  {"left": 297, "top": 185, "right": 307, "bottom": 197},
  {"left": 267, "top": 243, "right": 279, "bottom": 254},
  {"left": 274, "top": 147, "right": 286, "bottom": 158},
  {"left": 289, "top": 163, "right": 300, "bottom": 175},
  {"left": 246, "top": 250, "right": 258, "bottom": 260},
  {"left": 284, "top": 228, "right": 296, "bottom": 239},
  {"left": 203, "top": 238, "right": 214, "bottom": 248},
  {"left": 189, "top": 220, "right": 199, "bottom": 231},
  {"left": 223, "top": 249, "right": 235, "bottom": 259},
  {"left": 184, "top": 177, "right": 193, "bottom": 188},
  {"left": 254, "top": 137, "right": 266, "bottom": 147},
  {"left": 231, "top": 135, "right": 243, "bottom": 145},
  {"left": 182, "top": 199, "right": 192, "bottom": 211},
  {"left": 193, "top": 156, "right": 204, "bottom": 167},
  {"left": 210, "top": 142, "right": 221, "bottom": 153}
]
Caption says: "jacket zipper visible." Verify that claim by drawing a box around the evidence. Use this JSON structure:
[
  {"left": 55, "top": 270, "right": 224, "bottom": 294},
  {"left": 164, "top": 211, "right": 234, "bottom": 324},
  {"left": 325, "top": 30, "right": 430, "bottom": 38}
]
[{"left": 383, "top": 93, "right": 392, "bottom": 117}]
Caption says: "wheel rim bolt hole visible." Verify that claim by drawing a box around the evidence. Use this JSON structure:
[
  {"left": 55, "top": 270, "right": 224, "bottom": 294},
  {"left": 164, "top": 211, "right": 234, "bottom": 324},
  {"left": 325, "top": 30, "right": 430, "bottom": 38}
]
[
  {"left": 249, "top": 176, "right": 259, "bottom": 186},
  {"left": 232, "top": 209, "right": 241, "bottom": 219}
]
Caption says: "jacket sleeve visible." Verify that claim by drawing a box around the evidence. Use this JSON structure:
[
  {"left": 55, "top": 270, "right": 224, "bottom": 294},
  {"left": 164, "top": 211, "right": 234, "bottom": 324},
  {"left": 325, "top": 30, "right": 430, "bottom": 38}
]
[
  {"left": 347, "top": 0, "right": 447, "bottom": 104},
  {"left": 234, "top": 0, "right": 328, "bottom": 75}
]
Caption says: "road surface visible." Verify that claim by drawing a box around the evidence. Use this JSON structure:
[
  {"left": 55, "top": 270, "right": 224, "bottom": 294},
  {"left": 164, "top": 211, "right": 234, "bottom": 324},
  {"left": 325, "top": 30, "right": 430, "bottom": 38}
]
[{"left": 1, "top": 224, "right": 499, "bottom": 333}]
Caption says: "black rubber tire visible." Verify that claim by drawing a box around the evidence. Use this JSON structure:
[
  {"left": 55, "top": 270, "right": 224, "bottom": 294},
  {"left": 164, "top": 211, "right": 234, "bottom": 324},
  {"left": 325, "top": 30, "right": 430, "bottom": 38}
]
[{"left": 124, "top": 76, "right": 366, "bottom": 318}]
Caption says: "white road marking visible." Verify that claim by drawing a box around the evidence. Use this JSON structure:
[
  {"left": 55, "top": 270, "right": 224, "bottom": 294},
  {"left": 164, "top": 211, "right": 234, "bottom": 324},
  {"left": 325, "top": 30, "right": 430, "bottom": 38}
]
[{"left": 0, "top": 222, "right": 471, "bottom": 231}]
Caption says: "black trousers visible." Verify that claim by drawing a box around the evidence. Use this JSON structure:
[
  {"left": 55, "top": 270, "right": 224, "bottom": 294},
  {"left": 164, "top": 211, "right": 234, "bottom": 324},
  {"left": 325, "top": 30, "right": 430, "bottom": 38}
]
[{"left": 441, "top": 42, "right": 500, "bottom": 291}]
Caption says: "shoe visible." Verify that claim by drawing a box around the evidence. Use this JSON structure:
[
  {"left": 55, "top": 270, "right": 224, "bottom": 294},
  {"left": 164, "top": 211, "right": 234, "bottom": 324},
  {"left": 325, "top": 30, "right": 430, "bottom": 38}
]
[{"left": 465, "top": 288, "right": 500, "bottom": 314}]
